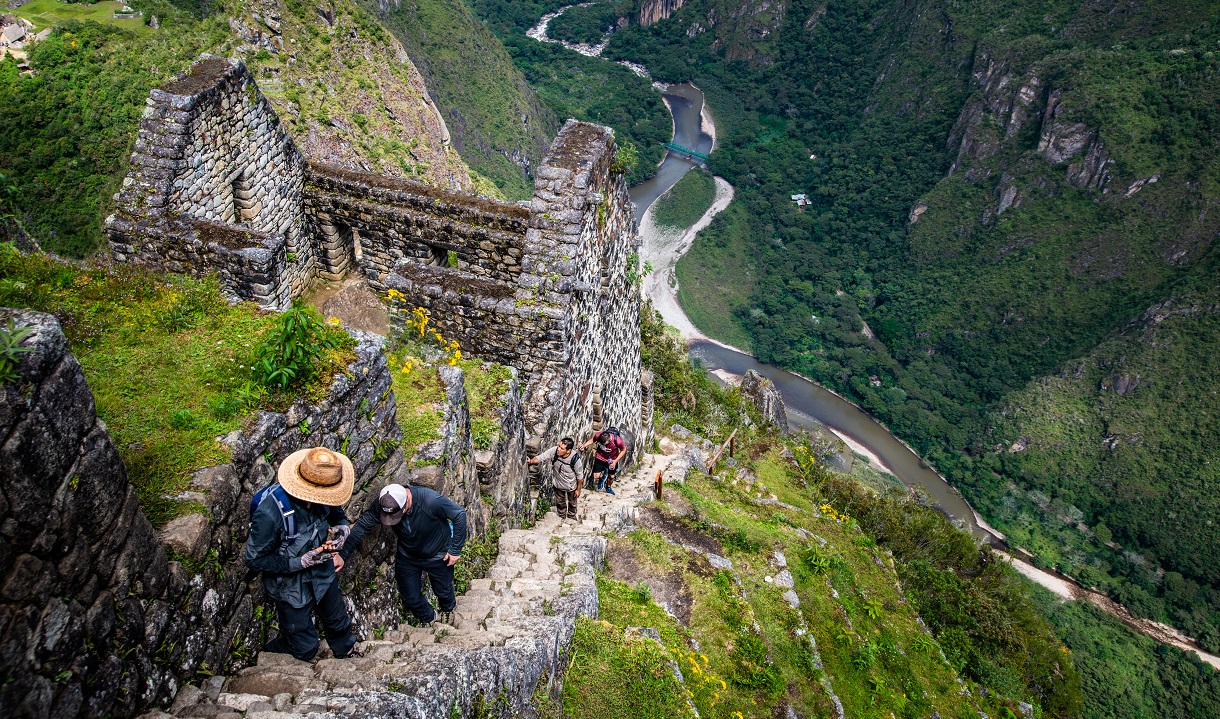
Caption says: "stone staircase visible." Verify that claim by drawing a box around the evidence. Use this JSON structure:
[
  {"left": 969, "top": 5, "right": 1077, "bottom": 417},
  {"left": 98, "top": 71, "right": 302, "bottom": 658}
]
[{"left": 152, "top": 453, "right": 673, "bottom": 719}]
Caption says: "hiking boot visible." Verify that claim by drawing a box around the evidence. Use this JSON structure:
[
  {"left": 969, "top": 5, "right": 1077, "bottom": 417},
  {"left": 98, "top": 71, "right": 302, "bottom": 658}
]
[
  {"left": 436, "top": 610, "right": 455, "bottom": 626},
  {"left": 605, "top": 487, "right": 615, "bottom": 495},
  {"left": 339, "top": 647, "right": 364, "bottom": 659},
  {"left": 596, "top": 481, "right": 605, "bottom": 492}
]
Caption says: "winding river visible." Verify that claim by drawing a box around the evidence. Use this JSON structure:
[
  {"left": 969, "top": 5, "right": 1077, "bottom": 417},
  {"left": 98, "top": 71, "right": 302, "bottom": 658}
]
[
  {"left": 527, "top": 5, "right": 1220, "bottom": 668},
  {"left": 623, "top": 80, "right": 995, "bottom": 542}
]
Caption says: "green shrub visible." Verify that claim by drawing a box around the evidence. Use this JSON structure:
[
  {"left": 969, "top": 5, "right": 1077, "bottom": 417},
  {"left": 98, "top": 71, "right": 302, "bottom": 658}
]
[
  {"left": 251, "top": 302, "right": 347, "bottom": 390},
  {"left": 0, "top": 318, "right": 33, "bottom": 384}
]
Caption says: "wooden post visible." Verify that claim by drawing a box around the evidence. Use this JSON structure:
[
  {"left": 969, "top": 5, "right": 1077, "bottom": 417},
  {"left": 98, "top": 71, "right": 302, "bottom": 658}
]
[
  {"left": 708, "top": 428, "right": 739, "bottom": 472},
  {"left": 729, "top": 435, "right": 735, "bottom": 458},
  {"left": 654, "top": 469, "right": 663, "bottom": 501}
]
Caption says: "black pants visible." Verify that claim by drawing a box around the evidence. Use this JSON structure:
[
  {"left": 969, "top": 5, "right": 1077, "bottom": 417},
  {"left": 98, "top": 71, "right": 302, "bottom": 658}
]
[
  {"left": 592, "top": 458, "right": 617, "bottom": 488},
  {"left": 395, "top": 555, "right": 456, "bottom": 623},
  {"left": 554, "top": 487, "right": 578, "bottom": 518},
  {"left": 265, "top": 581, "right": 357, "bottom": 661}
]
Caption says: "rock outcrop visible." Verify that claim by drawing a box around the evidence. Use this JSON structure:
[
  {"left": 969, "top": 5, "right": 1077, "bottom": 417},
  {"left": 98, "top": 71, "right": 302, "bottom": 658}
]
[
  {"left": 740, "top": 369, "right": 789, "bottom": 433},
  {"left": 639, "top": 0, "right": 689, "bottom": 25}
]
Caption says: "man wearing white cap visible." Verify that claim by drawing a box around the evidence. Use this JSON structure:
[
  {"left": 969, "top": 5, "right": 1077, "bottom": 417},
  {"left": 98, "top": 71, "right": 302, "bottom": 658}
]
[
  {"left": 339, "top": 483, "right": 467, "bottom": 626},
  {"left": 244, "top": 447, "right": 360, "bottom": 660}
]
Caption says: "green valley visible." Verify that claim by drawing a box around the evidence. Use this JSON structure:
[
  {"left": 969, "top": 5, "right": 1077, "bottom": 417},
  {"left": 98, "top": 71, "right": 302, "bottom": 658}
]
[{"left": 604, "top": 0, "right": 1220, "bottom": 656}]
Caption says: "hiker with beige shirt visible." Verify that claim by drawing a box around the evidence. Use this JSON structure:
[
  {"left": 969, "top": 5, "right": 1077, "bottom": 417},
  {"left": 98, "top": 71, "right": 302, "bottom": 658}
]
[{"left": 529, "top": 437, "right": 583, "bottom": 521}]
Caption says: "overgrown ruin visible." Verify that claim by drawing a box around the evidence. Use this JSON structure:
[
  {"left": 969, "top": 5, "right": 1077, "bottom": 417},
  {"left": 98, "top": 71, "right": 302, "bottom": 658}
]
[{"left": 0, "top": 55, "right": 653, "bottom": 719}]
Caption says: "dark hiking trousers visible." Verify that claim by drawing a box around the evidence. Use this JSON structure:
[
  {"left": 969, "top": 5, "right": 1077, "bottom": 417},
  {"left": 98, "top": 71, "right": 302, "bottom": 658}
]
[
  {"left": 264, "top": 580, "right": 357, "bottom": 661},
  {"left": 554, "top": 487, "right": 578, "bottom": 519},
  {"left": 395, "top": 555, "right": 456, "bottom": 623}
]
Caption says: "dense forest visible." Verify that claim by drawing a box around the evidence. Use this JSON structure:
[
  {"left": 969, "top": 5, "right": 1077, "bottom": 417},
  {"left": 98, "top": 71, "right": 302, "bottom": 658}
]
[{"left": 599, "top": 0, "right": 1220, "bottom": 654}]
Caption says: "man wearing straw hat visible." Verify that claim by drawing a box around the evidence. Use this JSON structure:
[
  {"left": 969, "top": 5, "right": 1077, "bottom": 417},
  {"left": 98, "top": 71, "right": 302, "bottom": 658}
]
[
  {"left": 245, "top": 447, "right": 361, "bottom": 661},
  {"left": 339, "top": 483, "right": 467, "bottom": 627}
]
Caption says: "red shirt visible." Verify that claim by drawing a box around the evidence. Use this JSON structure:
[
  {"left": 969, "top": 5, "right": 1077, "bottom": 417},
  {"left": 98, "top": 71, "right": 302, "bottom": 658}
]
[{"left": 594, "top": 431, "right": 625, "bottom": 462}]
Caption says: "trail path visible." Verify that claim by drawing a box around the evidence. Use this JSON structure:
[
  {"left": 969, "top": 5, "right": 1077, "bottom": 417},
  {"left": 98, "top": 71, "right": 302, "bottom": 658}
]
[{"left": 165, "top": 454, "right": 679, "bottom": 718}]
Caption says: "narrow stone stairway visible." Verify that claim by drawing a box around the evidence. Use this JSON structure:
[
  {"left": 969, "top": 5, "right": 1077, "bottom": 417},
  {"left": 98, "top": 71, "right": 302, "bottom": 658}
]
[{"left": 154, "top": 453, "right": 675, "bottom": 719}]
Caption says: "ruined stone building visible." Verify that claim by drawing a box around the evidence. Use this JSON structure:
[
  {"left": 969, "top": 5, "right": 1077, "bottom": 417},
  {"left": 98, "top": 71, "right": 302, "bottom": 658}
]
[
  {"left": 105, "top": 55, "right": 647, "bottom": 450},
  {"left": 0, "top": 55, "right": 651, "bottom": 718}
]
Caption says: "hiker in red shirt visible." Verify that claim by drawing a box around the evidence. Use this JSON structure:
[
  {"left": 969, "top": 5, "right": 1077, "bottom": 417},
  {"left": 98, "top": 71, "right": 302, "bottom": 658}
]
[{"left": 580, "top": 427, "right": 626, "bottom": 495}]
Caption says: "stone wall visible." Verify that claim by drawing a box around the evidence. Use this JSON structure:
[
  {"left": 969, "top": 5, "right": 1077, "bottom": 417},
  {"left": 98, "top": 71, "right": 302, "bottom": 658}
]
[
  {"left": 105, "top": 56, "right": 313, "bottom": 308},
  {"left": 107, "top": 55, "right": 645, "bottom": 463},
  {"left": 476, "top": 368, "right": 532, "bottom": 524},
  {"left": 0, "top": 311, "right": 420, "bottom": 719},
  {"left": 306, "top": 164, "right": 530, "bottom": 288},
  {"left": 387, "top": 120, "right": 644, "bottom": 454},
  {"left": 0, "top": 310, "right": 172, "bottom": 719}
]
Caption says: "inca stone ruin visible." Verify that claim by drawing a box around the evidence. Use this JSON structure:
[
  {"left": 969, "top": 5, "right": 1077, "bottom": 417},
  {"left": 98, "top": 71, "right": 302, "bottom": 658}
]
[{"left": 1, "top": 55, "right": 656, "bottom": 719}]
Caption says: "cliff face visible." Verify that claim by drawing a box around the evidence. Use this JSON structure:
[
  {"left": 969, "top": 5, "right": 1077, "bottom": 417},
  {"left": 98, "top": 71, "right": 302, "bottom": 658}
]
[
  {"left": 638, "top": 0, "right": 689, "bottom": 25},
  {"left": 365, "top": 0, "right": 558, "bottom": 200}
]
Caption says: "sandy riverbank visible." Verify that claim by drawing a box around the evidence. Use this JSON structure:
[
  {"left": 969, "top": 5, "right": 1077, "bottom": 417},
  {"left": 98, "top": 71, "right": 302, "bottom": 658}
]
[{"left": 639, "top": 176, "right": 741, "bottom": 350}]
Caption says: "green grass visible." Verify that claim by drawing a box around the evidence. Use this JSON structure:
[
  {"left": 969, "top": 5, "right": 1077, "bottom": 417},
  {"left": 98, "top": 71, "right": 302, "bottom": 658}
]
[
  {"left": 0, "top": 248, "right": 354, "bottom": 526},
  {"left": 653, "top": 169, "right": 716, "bottom": 230},
  {"left": 384, "top": 352, "right": 446, "bottom": 461},
  {"left": 562, "top": 612, "right": 693, "bottom": 719},
  {"left": 461, "top": 360, "right": 512, "bottom": 450},
  {"left": 14, "top": 0, "right": 150, "bottom": 33},
  {"left": 673, "top": 202, "right": 755, "bottom": 351}
]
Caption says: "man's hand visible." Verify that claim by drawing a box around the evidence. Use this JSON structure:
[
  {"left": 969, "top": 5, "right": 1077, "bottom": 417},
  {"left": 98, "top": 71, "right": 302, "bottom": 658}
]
[
  {"left": 608, "top": 458, "right": 618, "bottom": 468},
  {"left": 443, "top": 553, "right": 461, "bottom": 567},
  {"left": 527, "top": 457, "right": 539, "bottom": 465},
  {"left": 300, "top": 545, "right": 335, "bottom": 568},
  {"left": 332, "top": 554, "right": 345, "bottom": 572},
  {"left": 328, "top": 524, "right": 351, "bottom": 550}
]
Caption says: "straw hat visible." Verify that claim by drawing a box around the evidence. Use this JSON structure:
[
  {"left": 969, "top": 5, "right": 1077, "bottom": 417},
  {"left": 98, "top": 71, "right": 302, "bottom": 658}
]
[{"left": 277, "top": 447, "right": 355, "bottom": 506}]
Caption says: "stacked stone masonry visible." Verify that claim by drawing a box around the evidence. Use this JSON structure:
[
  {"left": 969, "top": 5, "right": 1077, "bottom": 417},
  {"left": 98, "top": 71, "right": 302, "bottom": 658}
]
[
  {"left": 107, "top": 56, "right": 643, "bottom": 454},
  {"left": 0, "top": 311, "right": 431, "bottom": 719}
]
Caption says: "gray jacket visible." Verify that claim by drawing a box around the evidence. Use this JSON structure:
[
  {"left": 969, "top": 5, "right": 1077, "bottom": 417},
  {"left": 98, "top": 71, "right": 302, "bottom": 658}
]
[
  {"left": 244, "top": 489, "right": 348, "bottom": 608},
  {"left": 537, "top": 446, "right": 583, "bottom": 492}
]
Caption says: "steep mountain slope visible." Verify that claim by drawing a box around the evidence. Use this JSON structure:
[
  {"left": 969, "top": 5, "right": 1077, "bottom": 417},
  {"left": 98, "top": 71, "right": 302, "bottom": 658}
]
[
  {"left": 363, "top": 0, "right": 558, "bottom": 199},
  {"left": 0, "top": 0, "right": 476, "bottom": 255},
  {"left": 608, "top": 0, "right": 1220, "bottom": 646}
]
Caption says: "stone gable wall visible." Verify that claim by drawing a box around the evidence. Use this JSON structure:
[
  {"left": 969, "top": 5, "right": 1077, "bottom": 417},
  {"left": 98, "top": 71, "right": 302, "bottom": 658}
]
[{"left": 105, "top": 56, "right": 312, "bottom": 308}]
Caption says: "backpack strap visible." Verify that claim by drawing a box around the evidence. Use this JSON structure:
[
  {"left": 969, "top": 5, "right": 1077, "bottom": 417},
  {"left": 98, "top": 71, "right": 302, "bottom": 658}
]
[{"left": 250, "top": 483, "right": 298, "bottom": 554}]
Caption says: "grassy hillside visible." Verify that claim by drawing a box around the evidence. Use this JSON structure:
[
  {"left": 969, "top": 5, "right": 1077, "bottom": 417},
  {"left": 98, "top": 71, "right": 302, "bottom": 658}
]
[
  {"left": 608, "top": 0, "right": 1220, "bottom": 647},
  {"left": 607, "top": 304, "right": 1084, "bottom": 717},
  {"left": 362, "top": 0, "right": 557, "bottom": 200}
]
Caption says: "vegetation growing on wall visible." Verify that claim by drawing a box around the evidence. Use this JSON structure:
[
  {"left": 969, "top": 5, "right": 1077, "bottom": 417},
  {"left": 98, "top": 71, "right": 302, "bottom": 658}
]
[{"left": 0, "top": 245, "right": 354, "bottom": 525}]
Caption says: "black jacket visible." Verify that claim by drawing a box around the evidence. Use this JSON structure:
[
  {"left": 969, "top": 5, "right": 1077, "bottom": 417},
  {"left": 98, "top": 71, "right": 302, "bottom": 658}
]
[
  {"left": 244, "top": 491, "right": 348, "bottom": 607},
  {"left": 340, "top": 486, "right": 467, "bottom": 563}
]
